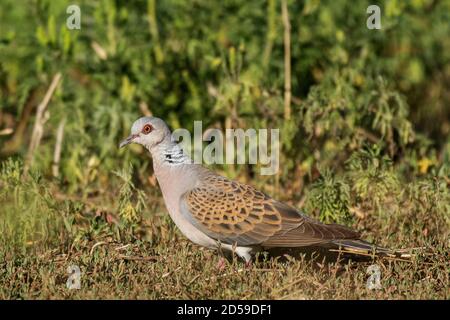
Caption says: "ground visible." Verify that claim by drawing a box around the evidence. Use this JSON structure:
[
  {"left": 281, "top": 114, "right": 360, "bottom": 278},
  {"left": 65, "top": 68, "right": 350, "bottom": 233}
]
[{"left": 1, "top": 174, "right": 448, "bottom": 299}]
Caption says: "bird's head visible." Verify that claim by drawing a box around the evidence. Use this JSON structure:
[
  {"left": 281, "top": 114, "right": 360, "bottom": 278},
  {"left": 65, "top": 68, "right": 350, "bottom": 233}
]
[{"left": 119, "top": 117, "right": 171, "bottom": 150}]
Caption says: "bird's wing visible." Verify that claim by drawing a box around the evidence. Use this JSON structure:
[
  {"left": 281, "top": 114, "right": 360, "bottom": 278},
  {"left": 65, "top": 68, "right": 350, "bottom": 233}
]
[{"left": 179, "top": 174, "right": 359, "bottom": 247}]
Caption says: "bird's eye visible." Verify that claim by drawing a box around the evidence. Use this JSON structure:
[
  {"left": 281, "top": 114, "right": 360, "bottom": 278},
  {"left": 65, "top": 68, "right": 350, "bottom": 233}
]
[{"left": 142, "top": 124, "right": 153, "bottom": 135}]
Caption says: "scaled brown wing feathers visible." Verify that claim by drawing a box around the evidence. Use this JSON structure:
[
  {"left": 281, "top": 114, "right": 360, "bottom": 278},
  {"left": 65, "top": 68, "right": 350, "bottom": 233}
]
[{"left": 180, "top": 174, "right": 359, "bottom": 247}]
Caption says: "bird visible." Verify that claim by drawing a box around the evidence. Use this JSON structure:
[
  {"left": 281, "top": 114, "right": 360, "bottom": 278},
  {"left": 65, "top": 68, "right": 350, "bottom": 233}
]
[{"left": 120, "top": 116, "right": 399, "bottom": 263}]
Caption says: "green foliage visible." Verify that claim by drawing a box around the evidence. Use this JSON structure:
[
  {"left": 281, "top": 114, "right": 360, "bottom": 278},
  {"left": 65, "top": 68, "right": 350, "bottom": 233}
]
[
  {"left": 0, "top": 159, "right": 63, "bottom": 251},
  {"left": 346, "top": 145, "right": 400, "bottom": 209},
  {"left": 0, "top": 0, "right": 448, "bottom": 299},
  {"left": 114, "top": 164, "right": 147, "bottom": 224},
  {"left": 305, "top": 168, "right": 351, "bottom": 224}
]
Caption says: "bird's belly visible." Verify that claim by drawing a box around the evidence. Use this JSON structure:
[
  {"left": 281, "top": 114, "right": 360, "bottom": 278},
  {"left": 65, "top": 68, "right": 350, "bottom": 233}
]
[
  {"left": 166, "top": 203, "right": 217, "bottom": 249},
  {"left": 161, "top": 189, "right": 255, "bottom": 261}
]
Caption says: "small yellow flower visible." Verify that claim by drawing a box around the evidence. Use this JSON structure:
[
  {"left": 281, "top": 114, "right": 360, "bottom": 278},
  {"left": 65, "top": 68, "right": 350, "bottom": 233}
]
[
  {"left": 418, "top": 158, "right": 433, "bottom": 174},
  {"left": 121, "top": 202, "right": 138, "bottom": 222}
]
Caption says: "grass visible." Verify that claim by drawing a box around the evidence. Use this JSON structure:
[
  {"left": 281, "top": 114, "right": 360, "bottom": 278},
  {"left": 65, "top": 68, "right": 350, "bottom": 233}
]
[
  {"left": 0, "top": 160, "right": 448, "bottom": 300},
  {"left": 0, "top": 0, "right": 449, "bottom": 301}
]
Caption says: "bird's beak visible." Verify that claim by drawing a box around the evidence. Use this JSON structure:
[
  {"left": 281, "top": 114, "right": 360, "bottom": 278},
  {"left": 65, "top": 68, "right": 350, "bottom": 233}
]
[{"left": 119, "top": 134, "right": 138, "bottom": 148}]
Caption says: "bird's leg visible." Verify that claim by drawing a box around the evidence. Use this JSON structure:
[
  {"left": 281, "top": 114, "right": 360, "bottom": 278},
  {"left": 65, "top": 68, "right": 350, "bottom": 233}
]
[
  {"left": 215, "top": 241, "right": 228, "bottom": 272},
  {"left": 216, "top": 256, "right": 226, "bottom": 272},
  {"left": 234, "top": 246, "right": 254, "bottom": 268}
]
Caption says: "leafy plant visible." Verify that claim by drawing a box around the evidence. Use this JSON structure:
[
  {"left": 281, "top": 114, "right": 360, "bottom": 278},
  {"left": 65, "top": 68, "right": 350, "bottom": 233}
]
[
  {"left": 346, "top": 145, "right": 400, "bottom": 209},
  {"left": 305, "top": 168, "right": 351, "bottom": 224},
  {"left": 114, "top": 164, "right": 147, "bottom": 225}
]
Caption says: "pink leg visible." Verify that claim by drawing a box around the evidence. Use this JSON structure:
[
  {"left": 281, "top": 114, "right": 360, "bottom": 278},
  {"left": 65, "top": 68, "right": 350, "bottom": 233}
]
[{"left": 216, "top": 257, "right": 226, "bottom": 272}]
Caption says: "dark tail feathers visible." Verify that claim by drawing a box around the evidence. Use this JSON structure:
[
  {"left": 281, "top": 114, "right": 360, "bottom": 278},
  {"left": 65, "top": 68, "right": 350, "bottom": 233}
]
[{"left": 330, "top": 239, "right": 415, "bottom": 260}]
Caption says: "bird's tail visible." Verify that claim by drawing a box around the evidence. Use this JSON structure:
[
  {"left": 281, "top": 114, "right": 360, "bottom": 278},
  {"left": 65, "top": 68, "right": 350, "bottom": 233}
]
[{"left": 329, "top": 239, "right": 417, "bottom": 261}]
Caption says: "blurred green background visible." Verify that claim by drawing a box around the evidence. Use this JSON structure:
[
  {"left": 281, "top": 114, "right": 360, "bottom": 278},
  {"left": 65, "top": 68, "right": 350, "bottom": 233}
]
[
  {"left": 0, "top": 0, "right": 449, "bottom": 300},
  {"left": 0, "top": 0, "right": 449, "bottom": 223}
]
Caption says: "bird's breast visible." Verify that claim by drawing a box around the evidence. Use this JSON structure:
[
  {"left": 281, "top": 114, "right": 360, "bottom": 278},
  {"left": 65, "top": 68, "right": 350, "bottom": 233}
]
[{"left": 154, "top": 165, "right": 217, "bottom": 249}]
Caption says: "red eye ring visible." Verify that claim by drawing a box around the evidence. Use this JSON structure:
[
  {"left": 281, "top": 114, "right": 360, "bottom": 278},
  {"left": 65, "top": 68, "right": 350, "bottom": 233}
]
[{"left": 142, "top": 124, "right": 153, "bottom": 135}]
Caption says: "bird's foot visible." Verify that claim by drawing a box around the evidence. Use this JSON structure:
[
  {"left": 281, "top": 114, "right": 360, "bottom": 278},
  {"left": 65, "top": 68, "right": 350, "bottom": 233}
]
[{"left": 216, "top": 257, "right": 226, "bottom": 272}]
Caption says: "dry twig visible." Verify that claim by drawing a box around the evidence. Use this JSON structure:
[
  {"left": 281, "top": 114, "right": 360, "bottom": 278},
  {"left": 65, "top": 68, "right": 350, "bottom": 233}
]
[
  {"left": 281, "top": 0, "right": 291, "bottom": 120},
  {"left": 52, "top": 118, "right": 66, "bottom": 178},
  {"left": 25, "top": 72, "right": 62, "bottom": 173}
]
